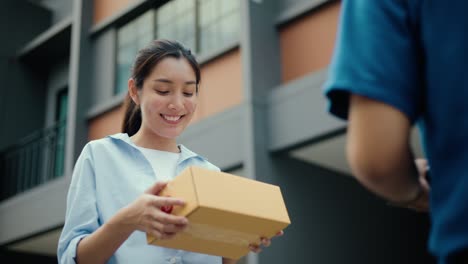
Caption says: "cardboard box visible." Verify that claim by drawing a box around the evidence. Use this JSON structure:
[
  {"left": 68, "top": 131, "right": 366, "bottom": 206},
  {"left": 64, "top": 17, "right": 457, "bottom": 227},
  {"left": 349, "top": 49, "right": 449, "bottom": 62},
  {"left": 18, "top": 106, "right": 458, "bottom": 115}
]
[{"left": 147, "top": 166, "right": 291, "bottom": 259}]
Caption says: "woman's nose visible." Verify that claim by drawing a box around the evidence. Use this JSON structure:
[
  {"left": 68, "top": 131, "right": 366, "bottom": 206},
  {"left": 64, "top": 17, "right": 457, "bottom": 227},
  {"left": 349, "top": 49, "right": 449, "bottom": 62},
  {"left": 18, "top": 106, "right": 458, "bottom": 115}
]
[{"left": 168, "top": 95, "right": 183, "bottom": 110}]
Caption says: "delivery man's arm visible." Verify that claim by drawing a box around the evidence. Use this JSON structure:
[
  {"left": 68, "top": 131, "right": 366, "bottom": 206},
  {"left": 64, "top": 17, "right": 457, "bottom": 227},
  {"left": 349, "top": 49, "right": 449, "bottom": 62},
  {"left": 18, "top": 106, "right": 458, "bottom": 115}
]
[{"left": 346, "top": 94, "right": 429, "bottom": 211}]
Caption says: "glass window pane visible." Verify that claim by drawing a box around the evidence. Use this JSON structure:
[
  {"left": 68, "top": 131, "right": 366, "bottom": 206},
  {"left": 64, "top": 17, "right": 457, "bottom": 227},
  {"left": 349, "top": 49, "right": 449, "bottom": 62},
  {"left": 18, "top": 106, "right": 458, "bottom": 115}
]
[
  {"left": 221, "top": 0, "right": 239, "bottom": 14},
  {"left": 156, "top": 3, "right": 195, "bottom": 45},
  {"left": 116, "top": 44, "right": 136, "bottom": 94},
  {"left": 177, "top": 16, "right": 190, "bottom": 38},
  {"left": 182, "top": 37, "right": 196, "bottom": 52},
  {"left": 54, "top": 90, "right": 67, "bottom": 178},
  {"left": 157, "top": 25, "right": 169, "bottom": 39},
  {"left": 176, "top": 0, "right": 194, "bottom": 13},
  {"left": 158, "top": 1, "right": 175, "bottom": 24},
  {"left": 173, "top": 20, "right": 182, "bottom": 38},
  {"left": 200, "top": 24, "right": 217, "bottom": 53},
  {"left": 56, "top": 91, "right": 68, "bottom": 122},
  {"left": 196, "top": 0, "right": 240, "bottom": 54},
  {"left": 219, "top": 13, "right": 239, "bottom": 44},
  {"left": 199, "top": 0, "right": 217, "bottom": 26},
  {"left": 116, "top": 4, "right": 186, "bottom": 96},
  {"left": 116, "top": 63, "right": 131, "bottom": 94},
  {"left": 117, "top": 44, "right": 136, "bottom": 68},
  {"left": 138, "top": 34, "right": 153, "bottom": 50},
  {"left": 136, "top": 9, "right": 154, "bottom": 36},
  {"left": 117, "top": 22, "right": 135, "bottom": 47},
  {"left": 184, "top": 12, "right": 195, "bottom": 34}
]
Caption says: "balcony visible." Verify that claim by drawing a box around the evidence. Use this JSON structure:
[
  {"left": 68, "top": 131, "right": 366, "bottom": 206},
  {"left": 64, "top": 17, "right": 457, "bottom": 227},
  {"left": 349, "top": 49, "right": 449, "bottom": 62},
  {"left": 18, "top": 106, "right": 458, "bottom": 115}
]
[{"left": 0, "top": 120, "right": 66, "bottom": 202}]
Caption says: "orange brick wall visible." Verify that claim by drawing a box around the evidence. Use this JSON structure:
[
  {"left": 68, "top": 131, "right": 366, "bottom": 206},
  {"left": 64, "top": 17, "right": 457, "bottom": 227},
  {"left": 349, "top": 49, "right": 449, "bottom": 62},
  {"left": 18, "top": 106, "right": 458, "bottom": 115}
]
[
  {"left": 279, "top": 2, "right": 341, "bottom": 83},
  {"left": 88, "top": 104, "right": 126, "bottom": 140},
  {"left": 192, "top": 48, "right": 243, "bottom": 123},
  {"left": 93, "top": 0, "right": 135, "bottom": 25}
]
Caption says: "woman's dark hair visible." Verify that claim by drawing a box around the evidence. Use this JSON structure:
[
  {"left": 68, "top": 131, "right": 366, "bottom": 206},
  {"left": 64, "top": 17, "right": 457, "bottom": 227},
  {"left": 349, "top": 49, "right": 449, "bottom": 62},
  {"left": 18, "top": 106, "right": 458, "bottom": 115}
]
[{"left": 122, "top": 39, "right": 201, "bottom": 136}]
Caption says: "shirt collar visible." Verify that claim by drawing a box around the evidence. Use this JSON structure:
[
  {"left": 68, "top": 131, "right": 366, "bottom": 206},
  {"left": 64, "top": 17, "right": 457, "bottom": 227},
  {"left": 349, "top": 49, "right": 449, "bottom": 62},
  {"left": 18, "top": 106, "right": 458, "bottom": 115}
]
[{"left": 108, "top": 133, "right": 200, "bottom": 163}]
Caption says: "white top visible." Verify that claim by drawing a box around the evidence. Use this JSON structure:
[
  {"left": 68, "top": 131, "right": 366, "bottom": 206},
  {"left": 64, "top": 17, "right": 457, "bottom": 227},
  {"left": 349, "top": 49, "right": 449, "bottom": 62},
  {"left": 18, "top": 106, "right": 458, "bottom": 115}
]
[{"left": 136, "top": 145, "right": 181, "bottom": 182}]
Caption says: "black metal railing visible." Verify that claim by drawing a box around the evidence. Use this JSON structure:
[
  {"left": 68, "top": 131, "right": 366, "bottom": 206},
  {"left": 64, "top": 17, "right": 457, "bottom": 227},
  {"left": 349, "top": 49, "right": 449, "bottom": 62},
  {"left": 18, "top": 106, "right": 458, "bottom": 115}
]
[{"left": 0, "top": 120, "right": 66, "bottom": 201}]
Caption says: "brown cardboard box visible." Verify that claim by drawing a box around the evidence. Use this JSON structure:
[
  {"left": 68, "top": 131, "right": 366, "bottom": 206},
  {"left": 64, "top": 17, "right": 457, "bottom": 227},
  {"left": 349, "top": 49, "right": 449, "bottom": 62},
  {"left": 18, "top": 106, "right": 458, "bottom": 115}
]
[{"left": 147, "top": 166, "right": 291, "bottom": 259}]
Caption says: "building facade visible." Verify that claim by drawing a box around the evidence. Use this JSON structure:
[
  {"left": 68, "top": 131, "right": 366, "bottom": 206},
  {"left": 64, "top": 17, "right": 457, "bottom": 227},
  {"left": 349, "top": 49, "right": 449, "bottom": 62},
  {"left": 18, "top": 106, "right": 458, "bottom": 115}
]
[{"left": 0, "top": 0, "right": 435, "bottom": 263}]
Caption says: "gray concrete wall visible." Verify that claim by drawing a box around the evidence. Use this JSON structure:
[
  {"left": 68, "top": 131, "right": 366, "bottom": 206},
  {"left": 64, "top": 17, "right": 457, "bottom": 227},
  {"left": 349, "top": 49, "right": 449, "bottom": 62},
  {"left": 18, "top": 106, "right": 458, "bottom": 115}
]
[
  {"left": 65, "top": 0, "right": 94, "bottom": 177},
  {"left": 90, "top": 29, "right": 117, "bottom": 108},
  {"left": 259, "top": 156, "right": 435, "bottom": 264},
  {"left": 179, "top": 106, "right": 245, "bottom": 170},
  {"left": 0, "top": 176, "right": 70, "bottom": 245},
  {"left": 33, "top": 0, "right": 73, "bottom": 24},
  {"left": 268, "top": 69, "right": 346, "bottom": 152},
  {"left": 0, "top": 1, "right": 51, "bottom": 151},
  {"left": 240, "top": 2, "right": 282, "bottom": 263}
]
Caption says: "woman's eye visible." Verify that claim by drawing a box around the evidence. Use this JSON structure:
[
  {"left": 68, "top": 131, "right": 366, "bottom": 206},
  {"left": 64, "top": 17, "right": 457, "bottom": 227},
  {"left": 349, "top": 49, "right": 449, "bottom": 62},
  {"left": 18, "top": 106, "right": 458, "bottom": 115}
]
[
  {"left": 156, "top": 90, "right": 169, "bottom": 95},
  {"left": 183, "top": 92, "right": 194, "bottom": 97}
]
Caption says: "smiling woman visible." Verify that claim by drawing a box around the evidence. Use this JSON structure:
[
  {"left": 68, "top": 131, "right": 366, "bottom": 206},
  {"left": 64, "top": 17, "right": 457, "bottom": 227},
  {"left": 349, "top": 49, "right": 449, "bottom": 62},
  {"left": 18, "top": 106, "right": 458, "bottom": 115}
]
[{"left": 57, "top": 40, "right": 279, "bottom": 264}]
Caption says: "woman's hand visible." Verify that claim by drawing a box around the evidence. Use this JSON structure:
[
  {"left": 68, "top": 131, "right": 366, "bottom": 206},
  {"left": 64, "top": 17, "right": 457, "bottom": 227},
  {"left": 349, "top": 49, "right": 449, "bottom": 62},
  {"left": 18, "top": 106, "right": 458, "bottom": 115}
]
[
  {"left": 248, "top": 230, "right": 284, "bottom": 253},
  {"left": 222, "top": 231, "right": 285, "bottom": 263},
  {"left": 122, "top": 182, "right": 188, "bottom": 240}
]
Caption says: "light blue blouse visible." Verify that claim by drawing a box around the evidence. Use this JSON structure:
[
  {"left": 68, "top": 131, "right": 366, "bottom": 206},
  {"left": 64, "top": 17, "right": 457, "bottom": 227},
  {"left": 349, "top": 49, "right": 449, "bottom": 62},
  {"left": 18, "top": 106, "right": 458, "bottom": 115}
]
[{"left": 57, "top": 133, "right": 222, "bottom": 264}]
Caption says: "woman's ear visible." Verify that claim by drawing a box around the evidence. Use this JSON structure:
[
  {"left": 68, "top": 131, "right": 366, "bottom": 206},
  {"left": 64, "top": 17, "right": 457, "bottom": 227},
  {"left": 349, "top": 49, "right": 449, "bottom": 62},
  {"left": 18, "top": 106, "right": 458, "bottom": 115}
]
[{"left": 128, "top": 78, "right": 140, "bottom": 105}]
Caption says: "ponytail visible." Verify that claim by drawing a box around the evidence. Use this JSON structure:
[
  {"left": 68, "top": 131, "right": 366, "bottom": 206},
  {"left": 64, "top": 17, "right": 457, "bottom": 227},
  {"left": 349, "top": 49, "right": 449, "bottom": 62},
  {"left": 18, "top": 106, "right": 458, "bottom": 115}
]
[{"left": 122, "top": 94, "right": 141, "bottom": 137}]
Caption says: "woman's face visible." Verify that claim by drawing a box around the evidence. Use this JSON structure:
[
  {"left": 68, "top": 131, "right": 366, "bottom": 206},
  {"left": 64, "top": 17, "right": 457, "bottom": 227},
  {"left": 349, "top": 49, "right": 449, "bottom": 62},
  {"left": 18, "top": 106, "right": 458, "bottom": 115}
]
[{"left": 133, "top": 57, "right": 198, "bottom": 140}]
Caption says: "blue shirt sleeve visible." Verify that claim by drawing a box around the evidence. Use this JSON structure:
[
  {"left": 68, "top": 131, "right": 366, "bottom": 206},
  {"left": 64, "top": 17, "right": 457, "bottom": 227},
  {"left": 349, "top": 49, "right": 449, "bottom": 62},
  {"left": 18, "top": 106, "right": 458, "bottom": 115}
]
[
  {"left": 57, "top": 144, "right": 100, "bottom": 264},
  {"left": 323, "top": 0, "right": 424, "bottom": 124}
]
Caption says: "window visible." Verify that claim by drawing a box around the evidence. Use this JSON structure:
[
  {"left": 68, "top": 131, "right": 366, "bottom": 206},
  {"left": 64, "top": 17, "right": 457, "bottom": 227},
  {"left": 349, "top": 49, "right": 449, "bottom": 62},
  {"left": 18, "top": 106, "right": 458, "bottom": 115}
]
[
  {"left": 54, "top": 88, "right": 68, "bottom": 178},
  {"left": 198, "top": 0, "right": 240, "bottom": 53},
  {"left": 156, "top": 0, "right": 196, "bottom": 51},
  {"left": 116, "top": 10, "right": 155, "bottom": 94},
  {"left": 114, "top": 0, "right": 240, "bottom": 95}
]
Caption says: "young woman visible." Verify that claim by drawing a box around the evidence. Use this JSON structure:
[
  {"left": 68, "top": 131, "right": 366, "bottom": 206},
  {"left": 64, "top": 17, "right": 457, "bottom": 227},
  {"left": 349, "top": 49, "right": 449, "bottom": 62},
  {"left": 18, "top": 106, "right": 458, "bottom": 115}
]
[{"left": 57, "top": 39, "right": 281, "bottom": 264}]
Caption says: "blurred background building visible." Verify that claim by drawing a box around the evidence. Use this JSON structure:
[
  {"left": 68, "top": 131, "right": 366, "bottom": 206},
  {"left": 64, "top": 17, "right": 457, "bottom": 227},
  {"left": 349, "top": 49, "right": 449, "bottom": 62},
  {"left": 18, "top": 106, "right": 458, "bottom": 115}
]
[{"left": 0, "top": 0, "right": 435, "bottom": 263}]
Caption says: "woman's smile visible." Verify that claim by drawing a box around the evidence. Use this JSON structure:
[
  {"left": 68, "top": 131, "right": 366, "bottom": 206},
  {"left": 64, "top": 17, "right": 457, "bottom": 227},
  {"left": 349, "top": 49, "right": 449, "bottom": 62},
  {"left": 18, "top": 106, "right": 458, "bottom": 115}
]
[{"left": 161, "top": 114, "right": 184, "bottom": 124}]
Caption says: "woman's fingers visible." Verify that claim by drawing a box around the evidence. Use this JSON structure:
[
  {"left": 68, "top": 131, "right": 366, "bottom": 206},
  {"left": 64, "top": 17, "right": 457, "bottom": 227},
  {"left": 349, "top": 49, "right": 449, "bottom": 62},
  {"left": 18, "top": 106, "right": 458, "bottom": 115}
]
[
  {"left": 147, "top": 211, "right": 188, "bottom": 240},
  {"left": 248, "top": 231, "right": 285, "bottom": 253},
  {"left": 249, "top": 244, "right": 262, "bottom": 253},
  {"left": 261, "top": 238, "right": 271, "bottom": 247},
  {"left": 152, "top": 221, "right": 187, "bottom": 233},
  {"left": 149, "top": 221, "right": 186, "bottom": 239},
  {"left": 151, "top": 196, "right": 186, "bottom": 208},
  {"left": 259, "top": 230, "right": 284, "bottom": 246},
  {"left": 147, "top": 228, "right": 164, "bottom": 240},
  {"left": 147, "top": 228, "right": 177, "bottom": 240},
  {"left": 136, "top": 196, "right": 188, "bottom": 238},
  {"left": 164, "top": 224, "right": 187, "bottom": 233},
  {"left": 145, "top": 195, "right": 186, "bottom": 219},
  {"left": 145, "top": 181, "right": 168, "bottom": 195},
  {"left": 153, "top": 209, "right": 188, "bottom": 225},
  {"left": 248, "top": 238, "right": 269, "bottom": 253}
]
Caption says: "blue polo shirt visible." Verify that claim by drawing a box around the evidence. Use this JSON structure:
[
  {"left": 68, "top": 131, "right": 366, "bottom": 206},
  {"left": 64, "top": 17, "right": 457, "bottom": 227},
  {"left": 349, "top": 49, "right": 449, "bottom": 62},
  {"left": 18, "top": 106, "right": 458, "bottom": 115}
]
[
  {"left": 323, "top": 1, "right": 468, "bottom": 263},
  {"left": 57, "top": 133, "right": 222, "bottom": 264}
]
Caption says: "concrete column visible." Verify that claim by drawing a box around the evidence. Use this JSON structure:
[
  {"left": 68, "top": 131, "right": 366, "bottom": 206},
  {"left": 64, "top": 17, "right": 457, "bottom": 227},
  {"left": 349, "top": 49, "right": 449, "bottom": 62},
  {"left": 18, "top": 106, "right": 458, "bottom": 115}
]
[
  {"left": 240, "top": 0, "right": 281, "bottom": 263},
  {"left": 65, "top": 0, "right": 94, "bottom": 177}
]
